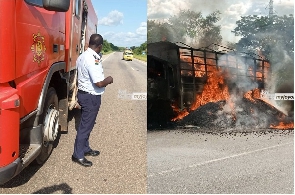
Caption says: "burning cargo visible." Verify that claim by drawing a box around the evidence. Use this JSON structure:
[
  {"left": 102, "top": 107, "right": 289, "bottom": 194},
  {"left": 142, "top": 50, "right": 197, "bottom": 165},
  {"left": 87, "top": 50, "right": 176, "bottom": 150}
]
[{"left": 147, "top": 41, "right": 293, "bottom": 130}]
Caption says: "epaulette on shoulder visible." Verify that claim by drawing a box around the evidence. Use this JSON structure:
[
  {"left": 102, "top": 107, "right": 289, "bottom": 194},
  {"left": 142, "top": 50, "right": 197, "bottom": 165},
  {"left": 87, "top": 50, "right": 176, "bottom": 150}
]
[
  {"left": 93, "top": 54, "right": 99, "bottom": 60},
  {"left": 93, "top": 54, "right": 101, "bottom": 65}
]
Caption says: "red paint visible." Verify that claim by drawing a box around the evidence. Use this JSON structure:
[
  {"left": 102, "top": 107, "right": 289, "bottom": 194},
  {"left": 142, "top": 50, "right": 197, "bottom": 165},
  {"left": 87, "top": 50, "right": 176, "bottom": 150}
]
[{"left": 0, "top": 0, "right": 97, "bottom": 171}]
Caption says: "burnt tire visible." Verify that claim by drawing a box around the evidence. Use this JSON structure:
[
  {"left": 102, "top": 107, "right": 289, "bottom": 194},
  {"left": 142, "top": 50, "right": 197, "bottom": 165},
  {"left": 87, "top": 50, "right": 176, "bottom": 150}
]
[{"left": 35, "top": 87, "right": 59, "bottom": 165}]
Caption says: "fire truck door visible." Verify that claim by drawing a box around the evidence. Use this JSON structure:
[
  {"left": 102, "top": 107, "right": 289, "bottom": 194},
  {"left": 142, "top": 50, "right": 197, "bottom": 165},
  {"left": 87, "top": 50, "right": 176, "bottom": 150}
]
[{"left": 69, "top": 0, "right": 83, "bottom": 70}]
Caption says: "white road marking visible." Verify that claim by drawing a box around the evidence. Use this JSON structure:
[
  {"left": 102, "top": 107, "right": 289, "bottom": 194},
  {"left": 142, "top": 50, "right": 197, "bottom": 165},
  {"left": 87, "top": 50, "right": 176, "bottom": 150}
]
[
  {"left": 131, "top": 67, "right": 135, "bottom": 71},
  {"left": 148, "top": 142, "right": 293, "bottom": 177}
]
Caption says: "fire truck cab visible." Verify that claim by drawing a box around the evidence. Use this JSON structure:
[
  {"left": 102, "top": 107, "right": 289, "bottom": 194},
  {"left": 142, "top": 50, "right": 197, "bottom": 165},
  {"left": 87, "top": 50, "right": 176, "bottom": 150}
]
[{"left": 0, "top": 0, "right": 98, "bottom": 184}]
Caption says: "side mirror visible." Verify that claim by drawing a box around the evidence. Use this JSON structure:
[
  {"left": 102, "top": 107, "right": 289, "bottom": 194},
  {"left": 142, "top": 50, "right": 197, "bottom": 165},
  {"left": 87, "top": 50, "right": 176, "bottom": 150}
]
[{"left": 43, "top": 0, "right": 70, "bottom": 12}]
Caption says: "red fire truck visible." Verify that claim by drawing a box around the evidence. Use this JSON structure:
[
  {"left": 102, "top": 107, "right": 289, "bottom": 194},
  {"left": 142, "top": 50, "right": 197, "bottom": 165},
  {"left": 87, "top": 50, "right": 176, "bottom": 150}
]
[{"left": 0, "top": 0, "right": 98, "bottom": 184}]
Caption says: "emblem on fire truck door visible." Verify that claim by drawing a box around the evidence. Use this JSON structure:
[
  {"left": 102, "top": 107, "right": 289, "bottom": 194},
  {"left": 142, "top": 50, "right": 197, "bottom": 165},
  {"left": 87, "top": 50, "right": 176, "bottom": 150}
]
[{"left": 31, "top": 32, "right": 46, "bottom": 65}]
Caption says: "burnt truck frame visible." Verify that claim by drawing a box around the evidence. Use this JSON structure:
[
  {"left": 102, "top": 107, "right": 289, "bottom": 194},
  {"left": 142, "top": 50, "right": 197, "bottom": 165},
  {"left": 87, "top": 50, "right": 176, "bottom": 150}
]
[{"left": 147, "top": 41, "right": 270, "bottom": 126}]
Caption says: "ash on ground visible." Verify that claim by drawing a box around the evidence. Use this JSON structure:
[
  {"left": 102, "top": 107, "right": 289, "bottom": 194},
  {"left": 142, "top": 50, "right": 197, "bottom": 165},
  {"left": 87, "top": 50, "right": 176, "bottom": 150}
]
[{"left": 176, "top": 98, "right": 294, "bottom": 131}]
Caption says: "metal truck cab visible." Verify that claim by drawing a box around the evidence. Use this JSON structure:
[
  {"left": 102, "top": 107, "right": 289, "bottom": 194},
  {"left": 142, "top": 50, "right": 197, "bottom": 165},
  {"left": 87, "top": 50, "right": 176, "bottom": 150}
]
[{"left": 0, "top": 0, "right": 69, "bottom": 185}]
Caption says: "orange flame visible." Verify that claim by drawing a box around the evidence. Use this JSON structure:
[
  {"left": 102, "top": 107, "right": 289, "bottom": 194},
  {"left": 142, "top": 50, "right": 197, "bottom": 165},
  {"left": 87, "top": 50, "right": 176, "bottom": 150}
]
[
  {"left": 191, "top": 68, "right": 230, "bottom": 110},
  {"left": 270, "top": 122, "right": 294, "bottom": 130},
  {"left": 243, "top": 88, "right": 260, "bottom": 102},
  {"left": 171, "top": 104, "right": 189, "bottom": 121},
  {"left": 172, "top": 55, "right": 230, "bottom": 121},
  {"left": 171, "top": 50, "right": 293, "bottom": 130}
]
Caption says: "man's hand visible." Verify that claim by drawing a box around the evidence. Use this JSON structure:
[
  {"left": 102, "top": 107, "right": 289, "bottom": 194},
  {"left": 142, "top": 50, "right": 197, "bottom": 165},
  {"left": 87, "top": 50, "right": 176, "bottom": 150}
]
[
  {"left": 95, "top": 76, "right": 113, "bottom": 88},
  {"left": 106, "top": 76, "right": 113, "bottom": 84}
]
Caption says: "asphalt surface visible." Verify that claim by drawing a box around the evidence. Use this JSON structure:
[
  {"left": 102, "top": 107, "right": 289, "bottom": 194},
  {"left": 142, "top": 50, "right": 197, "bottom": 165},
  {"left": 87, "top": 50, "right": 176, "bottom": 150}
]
[
  {"left": 0, "top": 52, "right": 147, "bottom": 194},
  {"left": 147, "top": 129, "right": 294, "bottom": 194}
]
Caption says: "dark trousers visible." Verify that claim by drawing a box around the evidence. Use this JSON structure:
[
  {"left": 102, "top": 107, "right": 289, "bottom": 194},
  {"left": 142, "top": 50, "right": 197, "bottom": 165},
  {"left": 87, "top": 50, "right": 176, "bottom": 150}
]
[{"left": 73, "top": 91, "right": 101, "bottom": 159}]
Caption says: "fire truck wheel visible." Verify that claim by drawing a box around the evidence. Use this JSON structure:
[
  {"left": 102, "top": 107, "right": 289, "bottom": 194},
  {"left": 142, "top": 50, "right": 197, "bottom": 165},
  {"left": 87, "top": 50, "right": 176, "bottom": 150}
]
[{"left": 35, "top": 87, "right": 59, "bottom": 165}]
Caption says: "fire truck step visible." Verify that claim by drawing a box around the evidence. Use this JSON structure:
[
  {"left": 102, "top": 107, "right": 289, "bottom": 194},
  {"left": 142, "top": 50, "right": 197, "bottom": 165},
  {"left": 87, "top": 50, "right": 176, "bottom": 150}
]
[{"left": 19, "top": 144, "right": 41, "bottom": 165}]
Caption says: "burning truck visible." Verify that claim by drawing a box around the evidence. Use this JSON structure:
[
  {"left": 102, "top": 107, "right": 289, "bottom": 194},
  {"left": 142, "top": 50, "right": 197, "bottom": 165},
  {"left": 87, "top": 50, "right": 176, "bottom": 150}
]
[{"left": 147, "top": 41, "right": 294, "bottom": 130}]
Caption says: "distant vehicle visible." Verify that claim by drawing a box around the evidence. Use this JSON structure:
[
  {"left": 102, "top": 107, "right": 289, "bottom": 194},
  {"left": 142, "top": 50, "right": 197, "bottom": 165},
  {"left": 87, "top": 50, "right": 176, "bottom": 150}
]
[{"left": 123, "top": 50, "right": 133, "bottom": 61}]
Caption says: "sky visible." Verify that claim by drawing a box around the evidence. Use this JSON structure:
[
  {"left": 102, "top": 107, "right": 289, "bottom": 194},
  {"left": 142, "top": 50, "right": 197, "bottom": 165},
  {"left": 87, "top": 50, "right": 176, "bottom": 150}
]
[
  {"left": 92, "top": 0, "right": 147, "bottom": 48},
  {"left": 147, "top": 0, "right": 294, "bottom": 44}
]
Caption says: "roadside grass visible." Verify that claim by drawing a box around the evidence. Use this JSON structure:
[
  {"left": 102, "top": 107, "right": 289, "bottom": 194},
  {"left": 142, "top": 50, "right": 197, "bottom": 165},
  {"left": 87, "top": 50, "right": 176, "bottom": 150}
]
[
  {"left": 102, "top": 51, "right": 114, "bottom": 55},
  {"left": 134, "top": 54, "right": 147, "bottom": 62}
]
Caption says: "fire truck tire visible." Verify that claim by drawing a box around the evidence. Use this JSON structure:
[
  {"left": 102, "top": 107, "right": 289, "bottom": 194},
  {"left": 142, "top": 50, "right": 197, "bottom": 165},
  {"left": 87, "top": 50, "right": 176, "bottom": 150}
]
[{"left": 35, "top": 87, "right": 59, "bottom": 165}]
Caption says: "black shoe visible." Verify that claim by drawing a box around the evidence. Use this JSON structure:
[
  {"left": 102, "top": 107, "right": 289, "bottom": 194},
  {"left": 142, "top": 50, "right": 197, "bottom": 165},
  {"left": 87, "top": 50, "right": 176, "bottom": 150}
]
[
  {"left": 71, "top": 155, "right": 92, "bottom": 167},
  {"left": 84, "top": 150, "right": 100, "bottom": 156}
]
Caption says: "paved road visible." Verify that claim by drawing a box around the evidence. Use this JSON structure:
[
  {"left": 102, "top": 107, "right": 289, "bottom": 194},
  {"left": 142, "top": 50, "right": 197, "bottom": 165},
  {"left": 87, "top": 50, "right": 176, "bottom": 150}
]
[
  {"left": 148, "top": 129, "right": 294, "bottom": 194},
  {"left": 0, "top": 52, "right": 147, "bottom": 194}
]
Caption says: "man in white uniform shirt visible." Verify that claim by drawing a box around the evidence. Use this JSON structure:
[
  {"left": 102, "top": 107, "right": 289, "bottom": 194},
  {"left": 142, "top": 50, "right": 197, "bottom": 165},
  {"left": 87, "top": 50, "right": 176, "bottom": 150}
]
[{"left": 72, "top": 34, "right": 113, "bottom": 167}]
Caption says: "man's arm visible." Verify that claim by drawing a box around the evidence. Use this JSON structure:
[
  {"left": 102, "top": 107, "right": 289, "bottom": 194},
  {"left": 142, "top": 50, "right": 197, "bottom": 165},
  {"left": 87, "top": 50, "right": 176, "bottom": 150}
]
[{"left": 95, "top": 76, "right": 113, "bottom": 88}]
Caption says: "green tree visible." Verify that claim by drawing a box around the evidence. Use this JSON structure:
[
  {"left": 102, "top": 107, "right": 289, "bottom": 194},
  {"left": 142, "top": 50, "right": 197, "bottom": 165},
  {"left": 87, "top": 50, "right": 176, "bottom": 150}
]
[
  {"left": 198, "top": 11, "right": 222, "bottom": 49},
  {"left": 133, "top": 41, "right": 147, "bottom": 55},
  {"left": 232, "top": 14, "right": 294, "bottom": 61},
  {"left": 102, "top": 39, "right": 112, "bottom": 53},
  {"left": 110, "top": 42, "right": 119, "bottom": 51},
  {"left": 147, "top": 10, "right": 222, "bottom": 49},
  {"left": 233, "top": 14, "right": 294, "bottom": 108},
  {"left": 171, "top": 10, "right": 200, "bottom": 37},
  {"left": 147, "top": 20, "right": 175, "bottom": 43}
]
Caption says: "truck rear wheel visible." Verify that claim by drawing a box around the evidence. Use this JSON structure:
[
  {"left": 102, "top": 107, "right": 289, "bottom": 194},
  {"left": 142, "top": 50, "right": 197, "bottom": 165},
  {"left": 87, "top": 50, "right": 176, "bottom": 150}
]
[{"left": 35, "top": 87, "right": 59, "bottom": 164}]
